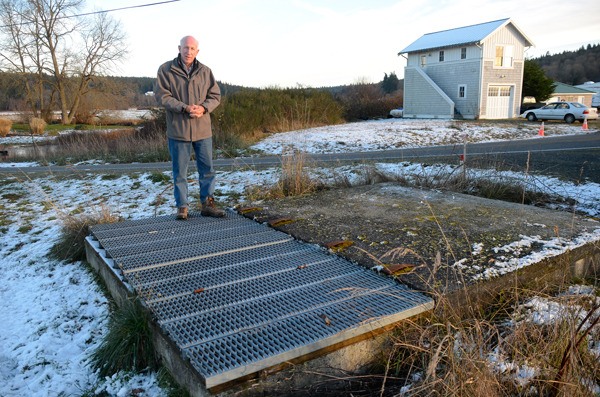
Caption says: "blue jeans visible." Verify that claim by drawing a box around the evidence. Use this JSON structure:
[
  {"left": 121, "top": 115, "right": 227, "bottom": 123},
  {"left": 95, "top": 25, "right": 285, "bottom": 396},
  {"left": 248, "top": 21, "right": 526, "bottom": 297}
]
[{"left": 168, "top": 137, "right": 215, "bottom": 208}]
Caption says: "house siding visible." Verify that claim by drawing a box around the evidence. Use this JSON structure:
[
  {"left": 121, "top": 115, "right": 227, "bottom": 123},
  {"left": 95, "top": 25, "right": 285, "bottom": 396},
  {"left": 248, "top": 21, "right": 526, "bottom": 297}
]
[
  {"left": 404, "top": 45, "right": 482, "bottom": 119},
  {"left": 547, "top": 93, "right": 593, "bottom": 107},
  {"left": 422, "top": 59, "right": 482, "bottom": 119},
  {"left": 403, "top": 67, "right": 454, "bottom": 118},
  {"left": 479, "top": 24, "right": 527, "bottom": 118},
  {"left": 405, "top": 45, "right": 480, "bottom": 68},
  {"left": 480, "top": 60, "right": 524, "bottom": 118}
]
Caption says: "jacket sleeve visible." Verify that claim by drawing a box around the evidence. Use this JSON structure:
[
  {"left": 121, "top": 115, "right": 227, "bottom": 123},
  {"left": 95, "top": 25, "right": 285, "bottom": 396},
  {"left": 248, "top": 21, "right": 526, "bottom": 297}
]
[
  {"left": 155, "top": 64, "right": 186, "bottom": 113},
  {"left": 201, "top": 69, "right": 221, "bottom": 113}
]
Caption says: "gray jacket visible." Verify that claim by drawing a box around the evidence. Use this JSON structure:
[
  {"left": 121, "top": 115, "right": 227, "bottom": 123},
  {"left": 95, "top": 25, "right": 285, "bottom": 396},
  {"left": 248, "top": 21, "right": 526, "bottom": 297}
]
[{"left": 155, "top": 56, "right": 221, "bottom": 142}]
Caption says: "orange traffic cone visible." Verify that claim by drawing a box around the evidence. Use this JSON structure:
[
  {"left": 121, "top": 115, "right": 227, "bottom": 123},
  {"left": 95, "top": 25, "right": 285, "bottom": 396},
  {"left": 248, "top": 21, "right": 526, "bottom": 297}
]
[
  {"left": 582, "top": 117, "right": 588, "bottom": 131},
  {"left": 538, "top": 122, "right": 544, "bottom": 136}
]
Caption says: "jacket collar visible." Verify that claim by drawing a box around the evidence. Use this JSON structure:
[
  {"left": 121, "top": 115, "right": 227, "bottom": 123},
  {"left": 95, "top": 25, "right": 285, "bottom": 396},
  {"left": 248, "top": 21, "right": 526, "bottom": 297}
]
[{"left": 175, "top": 54, "right": 199, "bottom": 76}]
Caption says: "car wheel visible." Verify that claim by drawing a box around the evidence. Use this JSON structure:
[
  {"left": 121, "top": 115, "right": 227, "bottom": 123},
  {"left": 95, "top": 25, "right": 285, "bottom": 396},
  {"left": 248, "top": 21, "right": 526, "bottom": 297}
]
[
  {"left": 526, "top": 113, "right": 537, "bottom": 122},
  {"left": 564, "top": 114, "right": 575, "bottom": 124}
]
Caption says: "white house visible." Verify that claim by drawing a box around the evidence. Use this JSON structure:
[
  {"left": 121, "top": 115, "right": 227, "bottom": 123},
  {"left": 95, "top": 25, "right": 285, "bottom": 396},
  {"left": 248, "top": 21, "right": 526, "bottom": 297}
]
[{"left": 398, "top": 18, "right": 534, "bottom": 120}]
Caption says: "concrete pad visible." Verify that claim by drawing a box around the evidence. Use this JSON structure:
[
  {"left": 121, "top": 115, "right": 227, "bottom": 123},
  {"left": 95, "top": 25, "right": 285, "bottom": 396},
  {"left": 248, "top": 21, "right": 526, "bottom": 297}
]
[{"left": 240, "top": 183, "right": 600, "bottom": 294}]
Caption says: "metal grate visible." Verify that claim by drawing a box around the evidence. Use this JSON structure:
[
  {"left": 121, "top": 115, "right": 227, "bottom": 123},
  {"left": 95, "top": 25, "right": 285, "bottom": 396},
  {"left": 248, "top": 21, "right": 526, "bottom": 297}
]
[
  {"left": 162, "top": 271, "right": 422, "bottom": 349},
  {"left": 126, "top": 240, "right": 313, "bottom": 289},
  {"left": 133, "top": 248, "right": 333, "bottom": 303},
  {"left": 147, "top": 256, "right": 353, "bottom": 323},
  {"left": 115, "top": 230, "right": 292, "bottom": 273},
  {"left": 93, "top": 214, "right": 255, "bottom": 247},
  {"left": 89, "top": 211, "right": 434, "bottom": 389},
  {"left": 101, "top": 221, "right": 265, "bottom": 258},
  {"left": 184, "top": 291, "right": 431, "bottom": 383}
]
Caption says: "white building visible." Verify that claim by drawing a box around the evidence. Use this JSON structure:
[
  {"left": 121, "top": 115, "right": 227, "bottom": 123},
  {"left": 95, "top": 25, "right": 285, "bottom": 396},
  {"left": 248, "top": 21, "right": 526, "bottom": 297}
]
[{"left": 398, "top": 18, "right": 534, "bottom": 120}]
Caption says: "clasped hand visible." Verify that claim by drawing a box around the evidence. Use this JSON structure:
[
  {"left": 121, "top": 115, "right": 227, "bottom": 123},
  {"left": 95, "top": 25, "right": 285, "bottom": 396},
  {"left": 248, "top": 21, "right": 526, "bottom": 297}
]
[{"left": 186, "top": 104, "right": 205, "bottom": 118}]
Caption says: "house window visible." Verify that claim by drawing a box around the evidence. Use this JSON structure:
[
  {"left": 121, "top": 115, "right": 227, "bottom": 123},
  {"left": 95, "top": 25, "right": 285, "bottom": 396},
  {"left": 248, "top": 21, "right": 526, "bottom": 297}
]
[
  {"left": 458, "top": 85, "right": 467, "bottom": 99},
  {"left": 420, "top": 55, "right": 427, "bottom": 67},
  {"left": 495, "top": 45, "right": 514, "bottom": 67},
  {"left": 461, "top": 47, "right": 467, "bottom": 59},
  {"left": 488, "top": 86, "right": 511, "bottom": 97},
  {"left": 439, "top": 50, "right": 444, "bottom": 62},
  {"left": 499, "top": 86, "right": 511, "bottom": 96}
]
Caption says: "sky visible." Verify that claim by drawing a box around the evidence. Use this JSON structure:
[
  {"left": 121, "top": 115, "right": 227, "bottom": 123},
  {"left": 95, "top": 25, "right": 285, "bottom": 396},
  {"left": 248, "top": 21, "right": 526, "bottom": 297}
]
[
  {"left": 1, "top": 117, "right": 600, "bottom": 395},
  {"left": 84, "top": 0, "right": 600, "bottom": 88}
]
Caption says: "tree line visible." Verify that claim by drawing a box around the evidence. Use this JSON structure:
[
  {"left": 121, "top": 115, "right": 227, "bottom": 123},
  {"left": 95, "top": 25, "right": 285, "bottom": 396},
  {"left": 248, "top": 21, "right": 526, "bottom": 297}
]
[{"left": 530, "top": 43, "right": 600, "bottom": 85}]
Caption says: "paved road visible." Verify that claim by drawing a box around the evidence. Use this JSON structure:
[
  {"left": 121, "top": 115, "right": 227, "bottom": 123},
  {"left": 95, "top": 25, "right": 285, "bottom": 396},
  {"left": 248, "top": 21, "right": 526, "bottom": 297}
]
[{"left": 1, "top": 132, "right": 599, "bottom": 182}]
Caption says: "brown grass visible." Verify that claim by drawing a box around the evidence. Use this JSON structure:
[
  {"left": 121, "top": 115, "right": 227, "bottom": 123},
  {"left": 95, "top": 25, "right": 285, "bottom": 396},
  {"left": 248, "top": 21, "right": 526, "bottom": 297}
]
[
  {"left": 377, "top": 252, "right": 600, "bottom": 397},
  {"left": 29, "top": 117, "right": 46, "bottom": 135},
  {"left": 49, "top": 204, "right": 122, "bottom": 262},
  {"left": 246, "top": 149, "right": 324, "bottom": 199},
  {"left": 0, "top": 118, "right": 11, "bottom": 137}
]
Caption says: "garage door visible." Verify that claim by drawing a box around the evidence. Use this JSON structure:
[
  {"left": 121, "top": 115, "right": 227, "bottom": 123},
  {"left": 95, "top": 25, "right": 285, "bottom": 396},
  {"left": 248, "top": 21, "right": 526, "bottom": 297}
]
[{"left": 487, "top": 85, "right": 512, "bottom": 119}]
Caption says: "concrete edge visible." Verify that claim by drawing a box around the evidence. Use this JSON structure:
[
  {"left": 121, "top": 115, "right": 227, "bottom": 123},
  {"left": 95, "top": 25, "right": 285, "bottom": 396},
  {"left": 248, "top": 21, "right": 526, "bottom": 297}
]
[
  {"left": 204, "top": 300, "right": 434, "bottom": 389},
  {"left": 85, "top": 235, "right": 212, "bottom": 397}
]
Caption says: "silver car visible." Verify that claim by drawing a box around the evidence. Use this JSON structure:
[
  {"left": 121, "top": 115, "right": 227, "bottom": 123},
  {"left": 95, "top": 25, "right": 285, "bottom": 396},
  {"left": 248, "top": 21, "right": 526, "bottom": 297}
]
[{"left": 521, "top": 101, "right": 598, "bottom": 124}]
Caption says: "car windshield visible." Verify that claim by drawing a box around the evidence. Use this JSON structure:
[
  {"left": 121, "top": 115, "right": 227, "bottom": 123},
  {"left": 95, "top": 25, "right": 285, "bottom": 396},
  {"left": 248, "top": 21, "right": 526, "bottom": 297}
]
[{"left": 570, "top": 102, "right": 585, "bottom": 108}]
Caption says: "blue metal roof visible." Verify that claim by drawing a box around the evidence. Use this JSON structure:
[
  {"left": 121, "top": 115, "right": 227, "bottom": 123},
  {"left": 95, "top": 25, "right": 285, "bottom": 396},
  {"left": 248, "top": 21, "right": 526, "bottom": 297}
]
[{"left": 399, "top": 18, "right": 532, "bottom": 54}]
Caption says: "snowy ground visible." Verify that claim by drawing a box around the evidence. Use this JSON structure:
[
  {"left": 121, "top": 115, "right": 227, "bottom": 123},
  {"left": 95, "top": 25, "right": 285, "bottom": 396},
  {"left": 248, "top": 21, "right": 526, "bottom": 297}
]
[{"left": 1, "top": 119, "right": 599, "bottom": 396}]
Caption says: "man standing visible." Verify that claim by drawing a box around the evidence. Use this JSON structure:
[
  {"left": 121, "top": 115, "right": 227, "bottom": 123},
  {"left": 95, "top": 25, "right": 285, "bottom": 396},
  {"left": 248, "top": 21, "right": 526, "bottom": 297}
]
[{"left": 155, "top": 35, "right": 224, "bottom": 219}]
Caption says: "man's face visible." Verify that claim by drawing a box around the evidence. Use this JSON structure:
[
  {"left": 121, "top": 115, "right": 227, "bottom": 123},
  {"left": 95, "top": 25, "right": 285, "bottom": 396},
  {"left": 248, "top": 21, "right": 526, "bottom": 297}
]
[{"left": 179, "top": 38, "right": 199, "bottom": 66}]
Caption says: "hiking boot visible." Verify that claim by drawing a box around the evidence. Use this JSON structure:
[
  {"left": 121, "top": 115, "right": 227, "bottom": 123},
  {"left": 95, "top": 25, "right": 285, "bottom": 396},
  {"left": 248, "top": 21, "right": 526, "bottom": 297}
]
[
  {"left": 176, "top": 207, "right": 188, "bottom": 220},
  {"left": 201, "top": 197, "right": 225, "bottom": 218}
]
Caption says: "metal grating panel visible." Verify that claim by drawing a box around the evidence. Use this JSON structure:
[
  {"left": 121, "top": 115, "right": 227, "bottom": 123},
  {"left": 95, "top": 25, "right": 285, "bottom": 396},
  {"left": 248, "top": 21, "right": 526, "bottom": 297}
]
[
  {"left": 184, "top": 292, "right": 432, "bottom": 386},
  {"left": 149, "top": 256, "right": 356, "bottom": 323},
  {"left": 88, "top": 212, "right": 434, "bottom": 390},
  {"left": 162, "top": 272, "right": 418, "bottom": 348},
  {"left": 100, "top": 221, "right": 264, "bottom": 258},
  {"left": 132, "top": 248, "right": 334, "bottom": 303},
  {"left": 113, "top": 231, "right": 292, "bottom": 272},
  {"left": 92, "top": 213, "right": 252, "bottom": 246},
  {"left": 126, "top": 240, "right": 313, "bottom": 288}
]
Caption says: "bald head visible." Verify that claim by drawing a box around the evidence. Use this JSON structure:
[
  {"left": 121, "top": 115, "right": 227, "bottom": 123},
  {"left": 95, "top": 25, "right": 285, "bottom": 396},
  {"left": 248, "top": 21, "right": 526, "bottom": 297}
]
[
  {"left": 179, "top": 36, "right": 199, "bottom": 67},
  {"left": 180, "top": 35, "right": 198, "bottom": 47}
]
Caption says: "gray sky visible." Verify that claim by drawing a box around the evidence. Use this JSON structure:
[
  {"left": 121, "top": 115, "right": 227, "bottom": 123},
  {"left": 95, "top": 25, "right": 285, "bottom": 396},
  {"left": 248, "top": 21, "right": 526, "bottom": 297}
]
[{"left": 89, "top": 0, "right": 600, "bottom": 87}]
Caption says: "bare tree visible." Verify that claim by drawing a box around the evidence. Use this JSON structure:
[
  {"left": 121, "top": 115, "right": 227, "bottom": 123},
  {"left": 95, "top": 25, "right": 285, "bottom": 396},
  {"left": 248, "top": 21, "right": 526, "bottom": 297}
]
[
  {"left": 0, "top": 0, "right": 42, "bottom": 116},
  {"left": 0, "top": 0, "right": 127, "bottom": 124}
]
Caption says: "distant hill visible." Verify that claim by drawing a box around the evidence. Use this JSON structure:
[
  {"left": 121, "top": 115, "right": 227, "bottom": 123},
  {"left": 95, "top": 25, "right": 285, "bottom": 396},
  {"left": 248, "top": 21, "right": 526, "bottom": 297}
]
[
  {"left": 529, "top": 43, "right": 600, "bottom": 85},
  {"left": 111, "top": 76, "right": 246, "bottom": 96}
]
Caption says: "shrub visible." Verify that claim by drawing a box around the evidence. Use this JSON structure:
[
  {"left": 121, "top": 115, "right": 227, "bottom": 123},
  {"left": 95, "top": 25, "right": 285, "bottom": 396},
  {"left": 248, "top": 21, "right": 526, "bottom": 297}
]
[
  {"left": 337, "top": 84, "right": 403, "bottom": 120},
  {"left": 212, "top": 87, "right": 345, "bottom": 141},
  {"left": 89, "top": 297, "right": 160, "bottom": 377},
  {"left": 0, "top": 118, "right": 11, "bottom": 137},
  {"left": 29, "top": 117, "right": 46, "bottom": 135},
  {"left": 49, "top": 205, "right": 121, "bottom": 262}
]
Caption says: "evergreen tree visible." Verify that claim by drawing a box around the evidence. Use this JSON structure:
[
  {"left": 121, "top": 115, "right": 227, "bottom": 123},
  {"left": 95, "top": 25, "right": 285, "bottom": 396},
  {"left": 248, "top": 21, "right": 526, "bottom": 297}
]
[
  {"left": 381, "top": 72, "right": 400, "bottom": 94},
  {"left": 522, "top": 59, "right": 556, "bottom": 101}
]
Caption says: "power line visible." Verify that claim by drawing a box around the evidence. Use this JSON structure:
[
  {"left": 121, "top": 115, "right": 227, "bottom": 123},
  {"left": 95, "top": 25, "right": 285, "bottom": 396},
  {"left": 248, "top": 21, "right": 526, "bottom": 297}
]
[
  {"left": 61, "top": 0, "right": 182, "bottom": 19},
  {"left": 0, "top": 0, "right": 182, "bottom": 29}
]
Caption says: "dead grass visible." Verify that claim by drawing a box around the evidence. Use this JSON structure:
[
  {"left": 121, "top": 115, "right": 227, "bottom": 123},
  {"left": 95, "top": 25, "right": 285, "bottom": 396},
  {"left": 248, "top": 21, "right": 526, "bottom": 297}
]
[
  {"left": 377, "top": 250, "right": 600, "bottom": 397},
  {"left": 247, "top": 149, "right": 325, "bottom": 199},
  {"left": 49, "top": 204, "right": 122, "bottom": 262},
  {"left": 0, "top": 118, "right": 11, "bottom": 137},
  {"left": 29, "top": 117, "right": 46, "bottom": 135}
]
